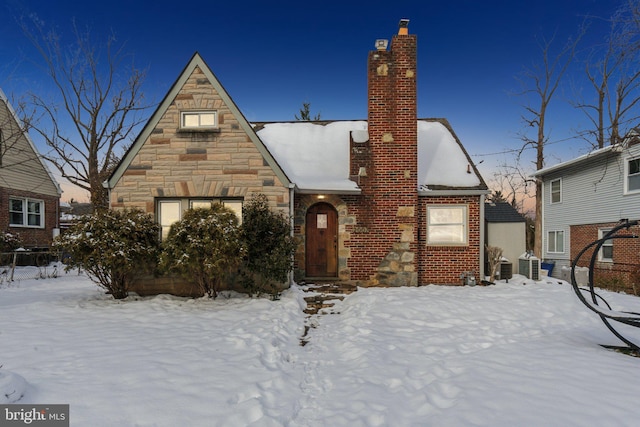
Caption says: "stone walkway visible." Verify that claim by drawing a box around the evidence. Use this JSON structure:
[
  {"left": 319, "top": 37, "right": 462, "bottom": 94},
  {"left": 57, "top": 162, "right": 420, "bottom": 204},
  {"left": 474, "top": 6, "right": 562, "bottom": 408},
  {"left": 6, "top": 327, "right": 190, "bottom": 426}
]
[{"left": 299, "top": 282, "right": 357, "bottom": 346}]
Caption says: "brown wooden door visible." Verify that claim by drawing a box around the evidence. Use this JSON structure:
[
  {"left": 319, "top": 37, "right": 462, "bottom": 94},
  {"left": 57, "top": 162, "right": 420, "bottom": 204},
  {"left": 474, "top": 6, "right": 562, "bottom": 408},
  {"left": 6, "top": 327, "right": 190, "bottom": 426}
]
[{"left": 305, "top": 203, "right": 338, "bottom": 277}]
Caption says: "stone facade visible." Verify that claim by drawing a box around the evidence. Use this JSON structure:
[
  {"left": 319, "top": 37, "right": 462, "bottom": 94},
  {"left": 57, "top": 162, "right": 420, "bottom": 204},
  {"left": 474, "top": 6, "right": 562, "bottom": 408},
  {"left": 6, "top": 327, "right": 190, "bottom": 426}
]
[{"left": 109, "top": 64, "right": 289, "bottom": 215}]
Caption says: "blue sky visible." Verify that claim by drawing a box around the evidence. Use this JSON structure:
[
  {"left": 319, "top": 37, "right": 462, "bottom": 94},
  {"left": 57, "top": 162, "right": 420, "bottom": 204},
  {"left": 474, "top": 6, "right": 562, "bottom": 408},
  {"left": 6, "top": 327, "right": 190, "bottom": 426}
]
[{"left": 0, "top": 0, "right": 625, "bottom": 201}]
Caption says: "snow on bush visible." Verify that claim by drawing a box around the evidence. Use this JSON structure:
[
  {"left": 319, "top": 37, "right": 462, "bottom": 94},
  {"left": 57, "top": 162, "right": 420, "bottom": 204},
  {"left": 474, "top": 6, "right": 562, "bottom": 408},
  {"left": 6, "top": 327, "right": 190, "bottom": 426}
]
[
  {"left": 53, "top": 209, "right": 160, "bottom": 299},
  {"left": 160, "top": 204, "right": 243, "bottom": 298},
  {"left": 239, "top": 194, "right": 296, "bottom": 297},
  {"left": 0, "top": 230, "right": 23, "bottom": 253}
]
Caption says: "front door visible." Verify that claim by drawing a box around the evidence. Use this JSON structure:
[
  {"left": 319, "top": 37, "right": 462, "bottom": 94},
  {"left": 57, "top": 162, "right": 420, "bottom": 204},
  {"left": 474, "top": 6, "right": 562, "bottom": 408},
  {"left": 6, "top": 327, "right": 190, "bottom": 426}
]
[{"left": 305, "top": 203, "right": 338, "bottom": 277}]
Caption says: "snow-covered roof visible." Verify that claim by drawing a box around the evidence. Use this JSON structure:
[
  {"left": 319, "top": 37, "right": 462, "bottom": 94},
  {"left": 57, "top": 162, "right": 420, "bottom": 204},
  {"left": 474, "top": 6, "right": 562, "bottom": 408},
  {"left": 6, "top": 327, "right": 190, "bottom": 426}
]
[
  {"left": 417, "top": 120, "right": 482, "bottom": 190},
  {"left": 256, "top": 121, "right": 365, "bottom": 193},
  {"left": 255, "top": 119, "right": 485, "bottom": 194},
  {"left": 531, "top": 143, "right": 624, "bottom": 178}
]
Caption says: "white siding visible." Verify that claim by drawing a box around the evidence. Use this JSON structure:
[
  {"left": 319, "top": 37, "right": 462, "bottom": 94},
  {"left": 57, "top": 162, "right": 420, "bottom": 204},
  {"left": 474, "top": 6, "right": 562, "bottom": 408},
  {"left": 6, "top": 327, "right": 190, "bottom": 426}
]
[
  {"left": 0, "top": 95, "right": 60, "bottom": 197},
  {"left": 540, "top": 144, "right": 640, "bottom": 273}
]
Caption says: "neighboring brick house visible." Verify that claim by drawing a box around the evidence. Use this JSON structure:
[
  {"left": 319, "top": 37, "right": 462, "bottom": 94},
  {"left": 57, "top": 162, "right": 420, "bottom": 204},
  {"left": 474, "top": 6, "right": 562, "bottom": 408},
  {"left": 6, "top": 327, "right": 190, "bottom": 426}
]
[
  {"left": 531, "top": 132, "right": 640, "bottom": 293},
  {"left": 106, "top": 20, "right": 488, "bottom": 290},
  {"left": 0, "top": 88, "right": 61, "bottom": 249}
]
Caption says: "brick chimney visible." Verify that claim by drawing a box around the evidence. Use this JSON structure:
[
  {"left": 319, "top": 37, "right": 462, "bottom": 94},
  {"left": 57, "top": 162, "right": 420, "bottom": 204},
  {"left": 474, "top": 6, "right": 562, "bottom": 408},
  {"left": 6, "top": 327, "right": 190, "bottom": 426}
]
[{"left": 360, "top": 19, "right": 418, "bottom": 286}]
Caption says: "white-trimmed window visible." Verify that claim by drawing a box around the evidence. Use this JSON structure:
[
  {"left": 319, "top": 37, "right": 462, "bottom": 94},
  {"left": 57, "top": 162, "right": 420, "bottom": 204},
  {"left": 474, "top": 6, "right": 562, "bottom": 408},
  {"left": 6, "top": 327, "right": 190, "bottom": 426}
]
[
  {"left": 598, "top": 228, "right": 613, "bottom": 262},
  {"left": 180, "top": 111, "right": 217, "bottom": 129},
  {"left": 550, "top": 178, "right": 562, "bottom": 203},
  {"left": 625, "top": 156, "right": 640, "bottom": 194},
  {"left": 157, "top": 198, "right": 243, "bottom": 239},
  {"left": 9, "top": 197, "right": 44, "bottom": 228},
  {"left": 427, "top": 205, "right": 468, "bottom": 245},
  {"left": 547, "top": 230, "right": 564, "bottom": 253}
]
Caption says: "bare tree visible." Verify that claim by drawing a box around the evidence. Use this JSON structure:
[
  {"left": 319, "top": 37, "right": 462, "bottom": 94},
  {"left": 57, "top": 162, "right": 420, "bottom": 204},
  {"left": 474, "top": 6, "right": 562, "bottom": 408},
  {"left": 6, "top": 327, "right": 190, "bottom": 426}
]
[
  {"left": 0, "top": 97, "right": 32, "bottom": 169},
  {"left": 19, "top": 17, "right": 149, "bottom": 210},
  {"left": 575, "top": 2, "right": 640, "bottom": 148},
  {"left": 488, "top": 162, "right": 535, "bottom": 215},
  {"left": 517, "top": 31, "right": 582, "bottom": 257}
]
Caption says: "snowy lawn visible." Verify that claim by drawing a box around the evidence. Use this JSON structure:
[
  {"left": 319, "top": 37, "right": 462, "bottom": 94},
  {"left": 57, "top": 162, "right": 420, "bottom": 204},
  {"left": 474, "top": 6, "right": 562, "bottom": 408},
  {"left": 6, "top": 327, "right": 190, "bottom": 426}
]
[{"left": 2, "top": 271, "right": 640, "bottom": 426}]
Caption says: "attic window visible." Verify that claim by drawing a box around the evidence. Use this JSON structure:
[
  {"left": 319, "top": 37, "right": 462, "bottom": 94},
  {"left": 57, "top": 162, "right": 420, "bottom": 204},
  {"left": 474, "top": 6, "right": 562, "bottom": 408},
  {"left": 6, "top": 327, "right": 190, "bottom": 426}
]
[{"left": 180, "top": 111, "right": 217, "bottom": 129}]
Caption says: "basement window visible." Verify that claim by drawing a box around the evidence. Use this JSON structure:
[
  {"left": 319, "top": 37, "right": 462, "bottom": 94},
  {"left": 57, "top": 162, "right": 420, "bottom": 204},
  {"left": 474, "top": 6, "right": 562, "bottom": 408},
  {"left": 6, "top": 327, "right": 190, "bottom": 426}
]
[
  {"left": 426, "top": 205, "right": 468, "bottom": 245},
  {"left": 180, "top": 111, "right": 218, "bottom": 130},
  {"left": 598, "top": 228, "right": 613, "bottom": 262}
]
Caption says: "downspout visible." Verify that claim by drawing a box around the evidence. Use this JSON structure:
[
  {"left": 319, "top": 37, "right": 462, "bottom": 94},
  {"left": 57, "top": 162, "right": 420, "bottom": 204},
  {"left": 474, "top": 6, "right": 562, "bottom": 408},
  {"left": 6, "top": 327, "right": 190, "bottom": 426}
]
[
  {"left": 539, "top": 179, "right": 545, "bottom": 261},
  {"left": 289, "top": 184, "right": 295, "bottom": 287},
  {"left": 479, "top": 193, "right": 485, "bottom": 279}
]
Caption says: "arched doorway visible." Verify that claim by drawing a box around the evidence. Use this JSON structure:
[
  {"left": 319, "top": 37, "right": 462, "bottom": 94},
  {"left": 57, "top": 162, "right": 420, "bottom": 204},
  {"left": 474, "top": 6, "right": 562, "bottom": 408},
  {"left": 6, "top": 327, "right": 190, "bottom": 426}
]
[{"left": 305, "top": 202, "right": 338, "bottom": 277}]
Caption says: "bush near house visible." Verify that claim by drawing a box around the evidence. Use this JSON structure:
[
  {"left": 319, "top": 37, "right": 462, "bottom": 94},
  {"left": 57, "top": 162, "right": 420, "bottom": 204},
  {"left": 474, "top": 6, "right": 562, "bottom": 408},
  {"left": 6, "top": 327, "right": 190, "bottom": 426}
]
[
  {"left": 53, "top": 209, "right": 160, "bottom": 299},
  {"left": 160, "top": 205, "right": 243, "bottom": 298},
  {"left": 239, "top": 194, "right": 297, "bottom": 297},
  {"left": 0, "top": 231, "right": 23, "bottom": 253}
]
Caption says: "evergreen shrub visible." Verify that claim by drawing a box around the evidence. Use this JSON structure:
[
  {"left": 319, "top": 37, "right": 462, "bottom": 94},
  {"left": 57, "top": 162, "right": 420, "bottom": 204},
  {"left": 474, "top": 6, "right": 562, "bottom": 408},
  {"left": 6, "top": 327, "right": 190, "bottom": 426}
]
[
  {"left": 239, "top": 194, "right": 296, "bottom": 297},
  {"left": 53, "top": 208, "right": 160, "bottom": 299},
  {"left": 160, "top": 204, "right": 243, "bottom": 298}
]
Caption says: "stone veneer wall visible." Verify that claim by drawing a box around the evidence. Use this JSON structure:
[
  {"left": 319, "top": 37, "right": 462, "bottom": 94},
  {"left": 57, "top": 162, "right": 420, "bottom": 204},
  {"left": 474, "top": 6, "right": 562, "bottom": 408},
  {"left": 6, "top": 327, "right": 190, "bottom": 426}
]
[
  {"left": 293, "top": 194, "right": 354, "bottom": 281},
  {"left": 110, "top": 66, "right": 289, "bottom": 214}
]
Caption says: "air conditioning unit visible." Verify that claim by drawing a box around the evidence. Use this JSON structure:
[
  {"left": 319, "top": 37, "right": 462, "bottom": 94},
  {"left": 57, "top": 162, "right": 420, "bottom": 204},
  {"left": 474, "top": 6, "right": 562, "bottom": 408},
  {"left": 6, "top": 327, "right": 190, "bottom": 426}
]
[
  {"left": 499, "top": 262, "right": 513, "bottom": 281},
  {"left": 519, "top": 253, "right": 540, "bottom": 281}
]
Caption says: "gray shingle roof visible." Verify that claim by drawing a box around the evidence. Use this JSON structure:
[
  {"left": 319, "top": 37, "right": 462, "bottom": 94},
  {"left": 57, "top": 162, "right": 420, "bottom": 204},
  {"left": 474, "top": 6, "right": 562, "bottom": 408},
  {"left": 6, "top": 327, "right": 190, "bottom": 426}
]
[{"left": 485, "top": 202, "right": 525, "bottom": 223}]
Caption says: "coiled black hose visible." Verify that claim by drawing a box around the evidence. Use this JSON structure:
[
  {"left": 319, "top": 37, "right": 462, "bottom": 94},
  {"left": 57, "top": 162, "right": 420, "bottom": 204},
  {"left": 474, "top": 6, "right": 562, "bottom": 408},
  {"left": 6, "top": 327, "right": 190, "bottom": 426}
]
[{"left": 571, "top": 219, "right": 640, "bottom": 351}]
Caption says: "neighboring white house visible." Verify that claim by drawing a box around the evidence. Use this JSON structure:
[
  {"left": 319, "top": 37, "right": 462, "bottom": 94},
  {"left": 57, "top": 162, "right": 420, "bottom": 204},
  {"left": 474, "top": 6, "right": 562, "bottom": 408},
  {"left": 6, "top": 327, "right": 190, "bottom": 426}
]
[{"left": 531, "top": 134, "right": 640, "bottom": 292}]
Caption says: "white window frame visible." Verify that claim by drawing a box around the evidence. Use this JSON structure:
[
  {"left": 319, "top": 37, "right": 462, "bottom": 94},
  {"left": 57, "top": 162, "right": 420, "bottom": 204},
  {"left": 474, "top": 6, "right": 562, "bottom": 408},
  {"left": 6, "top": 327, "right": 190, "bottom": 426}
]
[
  {"left": 624, "top": 156, "right": 640, "bottom": 194},
  {"left": 426, "top": 205, "right": 468, "bottom": 246},
  {"left": 550, "top": 178, "right": 562, "bottom": 204},
  {"left": 547, "top": 230, "right": 564, "bottom": 254},
  {"left": 598, "top": 228, "right": 613, "bottom": 262},
  {"left": 9, "top": 197, "right": 45, "bottom": 228},
  {"left": 157, "top": 197, "right": 243, "bottom": 239},
  {"left": 180, "top": 111, "right": 218, "bottom": 129}
]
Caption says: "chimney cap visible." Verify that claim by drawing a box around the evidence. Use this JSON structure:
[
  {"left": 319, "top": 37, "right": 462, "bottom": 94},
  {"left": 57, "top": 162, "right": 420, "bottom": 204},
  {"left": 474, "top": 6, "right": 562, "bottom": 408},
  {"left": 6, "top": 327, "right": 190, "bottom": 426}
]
[
  {"left": 398, "top": 18, "right": 410, "bottom": 35},
  {"left": 375, "top": 39, "right": 389, "bottom": 51}
]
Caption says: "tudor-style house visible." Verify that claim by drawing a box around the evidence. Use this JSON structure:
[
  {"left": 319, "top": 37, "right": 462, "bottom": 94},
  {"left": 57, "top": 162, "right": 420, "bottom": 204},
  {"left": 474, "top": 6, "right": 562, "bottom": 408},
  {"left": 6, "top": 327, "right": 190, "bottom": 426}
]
[
  {"left": 0, "top": 88, "right": 62, "bottom": 249},
  {"left": 106, "top": 20, "right": 488, "bottom": 292},
  {"left": 532, "top": 131, "right": 640, "bottom": 293}
]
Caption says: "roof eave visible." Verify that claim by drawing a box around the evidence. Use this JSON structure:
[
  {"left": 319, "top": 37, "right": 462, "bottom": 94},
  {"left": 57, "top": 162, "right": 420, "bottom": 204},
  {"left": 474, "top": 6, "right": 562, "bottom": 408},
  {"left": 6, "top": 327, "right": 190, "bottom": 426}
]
[
  {"left": 418, "top": 188, "right": 490, "bottom": 197},
  {"left": 295, "top": 186, "right": 362, "bottom": 195},
  {"left": 531, "top": 144, "right": 623, "bottom": 178}
]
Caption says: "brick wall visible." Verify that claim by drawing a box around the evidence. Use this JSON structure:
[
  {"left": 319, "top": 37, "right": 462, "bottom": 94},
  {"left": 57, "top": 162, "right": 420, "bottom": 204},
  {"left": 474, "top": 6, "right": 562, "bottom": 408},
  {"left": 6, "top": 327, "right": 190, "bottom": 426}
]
[
  {"left": 418, "top": 195, "right": 482, "bottom": 285},
  {"left": 571, "top": 222, "right": 640, "bottom": 294},
  {"left": 0, "top": 187, "right": 59, "bottom": 248},
  {"left": 356, "top": 29, "right": 419, "bottom": 286}
]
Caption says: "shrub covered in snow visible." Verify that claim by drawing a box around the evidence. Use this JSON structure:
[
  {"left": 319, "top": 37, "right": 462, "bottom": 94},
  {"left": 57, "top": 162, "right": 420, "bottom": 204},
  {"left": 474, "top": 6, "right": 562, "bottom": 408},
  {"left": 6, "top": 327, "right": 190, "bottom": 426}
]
[
  {"left": 0, "top": 231, "right": 23, "bottom": 253},
  {"left": 239, "top": 194, "right": 296, "bottom": 297},
  {"left": 160, "top": 204, "right": 243, "bottom": 298},
  {"left": 53, "top": 209, "right": 160, "bottom": 299}
]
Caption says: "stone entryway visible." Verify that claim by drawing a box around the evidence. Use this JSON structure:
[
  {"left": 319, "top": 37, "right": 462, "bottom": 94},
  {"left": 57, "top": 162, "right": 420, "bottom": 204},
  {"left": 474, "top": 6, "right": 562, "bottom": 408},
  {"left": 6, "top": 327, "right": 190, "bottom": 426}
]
[{"left": 300, "top": 282, "right": 357, "bottom": 346}]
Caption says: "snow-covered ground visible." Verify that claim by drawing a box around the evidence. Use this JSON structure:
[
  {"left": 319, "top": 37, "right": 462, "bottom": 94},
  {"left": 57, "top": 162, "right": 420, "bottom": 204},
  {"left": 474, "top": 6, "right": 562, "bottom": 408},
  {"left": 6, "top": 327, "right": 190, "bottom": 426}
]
[{"left": 2, "top": 271, "right": 640, "bottom": 426}]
